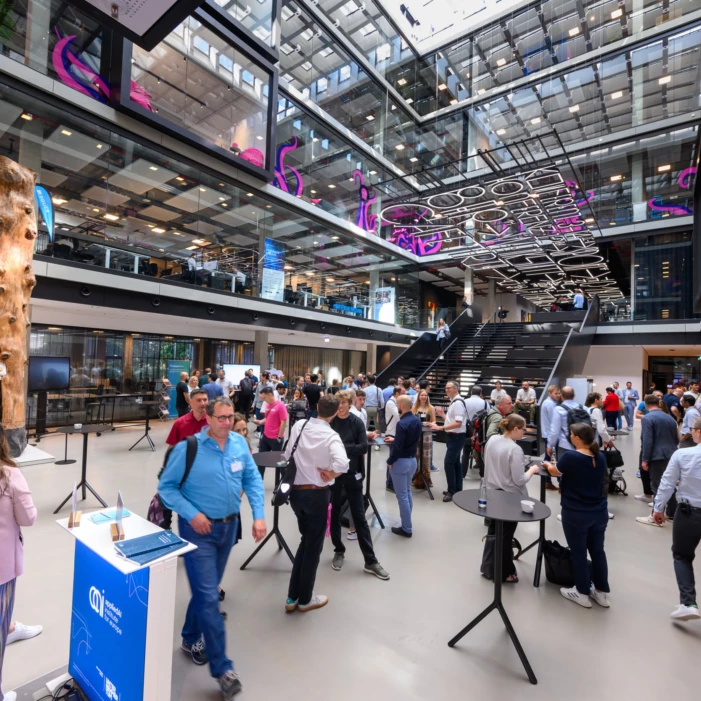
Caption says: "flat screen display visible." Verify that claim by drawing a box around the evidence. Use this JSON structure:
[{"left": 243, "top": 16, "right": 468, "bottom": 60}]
[
  {"left": 28, "top": 357, "right": 71, "bottom": 392},
  {"left": 222, "top": 364, "right": 261, "bottom": 387}
]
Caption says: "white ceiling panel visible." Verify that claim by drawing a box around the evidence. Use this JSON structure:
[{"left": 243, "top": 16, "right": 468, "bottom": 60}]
[
  {"left": 139, "top": 205, "right": 180, "bottom": 221},
  {"left": 108, "top": 158, "right": 178, "bottom": 195},
  {"left": 165, "top": 186, "right": 224, "bottom": 212},
  {"left": 39, "top": 169, "right": 67, "bottom": 188},
  {"left": 418, "top": 271, "right": 440, "bottom": 281},
  {"left": 0, "top": 101, "right": 24, "bottom": 139},
  {"left": 81, "top": 186, "right": 130, "bottom": 207},
  {"left": 224, "top": 234, "right": 259, "bottom": 246},
  {"left": 42, "top": 126, "right": 107, "bottom": 172}
]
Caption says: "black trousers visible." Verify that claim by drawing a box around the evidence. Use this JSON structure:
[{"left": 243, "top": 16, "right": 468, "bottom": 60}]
[
  {"left": 672, "top": 505, "right": 701, "bottom": 606},
  {"left": 649, "top": 458, "right": 677, "bottom": 518},
  {"left": 639, "top": 448, "right": 652, "bottom": 496},
  {"left": 258, "top": 434, "right": 284, "bottom": 479},
  {"left": 239, "top": 395, "right": 253, "bottom": 420},
  {"left": 481, "top": 519, "right": 518, "bottom": 580},
  {"left": 605, "top": 410, "right": 619, "bottom": 429},
  {"left": 330, "top": 474, "right": 377, "bottom": 566},
  {"left": 288, "top": 488, "right": 331, "bottom": 606}
]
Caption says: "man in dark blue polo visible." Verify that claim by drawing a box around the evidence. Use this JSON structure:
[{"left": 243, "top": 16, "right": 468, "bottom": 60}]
[
  {"left": 202, "top": 372, "right": 225, "bottom": 401},
  {"left": 387, "top": 395, "right": 423, "bottom": 537}
]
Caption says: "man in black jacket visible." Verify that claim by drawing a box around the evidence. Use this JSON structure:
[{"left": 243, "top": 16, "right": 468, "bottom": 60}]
[{"left": 329, "top": 390, "right": 389, "bottom": 580}]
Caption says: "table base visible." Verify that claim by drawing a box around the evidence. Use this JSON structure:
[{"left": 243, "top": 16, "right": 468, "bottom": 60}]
[
  {"left": 515, "top": 473, "right": 546, "bottom": 587},
  {"left": 53, "top": 479, "right": 108, "bottom": 514}
]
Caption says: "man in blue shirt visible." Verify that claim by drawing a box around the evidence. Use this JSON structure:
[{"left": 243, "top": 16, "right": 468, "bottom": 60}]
[
  {"left": 202, "top": 373, "right": 225, "bottom": 401},
  {"left": 387, "top": 395, "right": 423, "bottom": 537},
  {"left": 159, "top": 397, "right": 266, "bottom": 699},
  {"left": 547, "top": 386, "right": 582, "bottom": 459},
  {"left": 382, "top": 378, "right": 397, "bottom": 404},
  {"left": 623, "top": 381, "right": 640, "bottom": 431},
  {"left": 573, "top": 289, "right": 586, "bottom": 309}
]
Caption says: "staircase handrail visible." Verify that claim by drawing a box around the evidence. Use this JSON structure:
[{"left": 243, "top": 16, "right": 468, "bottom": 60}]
[{"left": 471, "top": 311, "right": 499, "bottom": 361}]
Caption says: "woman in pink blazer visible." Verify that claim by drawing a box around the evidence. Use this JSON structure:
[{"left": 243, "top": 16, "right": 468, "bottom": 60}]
[{"left": 0, "top": 426, "right": 37, "bottom": 701}]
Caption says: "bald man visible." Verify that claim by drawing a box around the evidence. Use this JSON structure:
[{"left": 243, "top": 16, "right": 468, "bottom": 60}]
[
  {"left": 175, "top": 371, "right": 191, "bottom": 417},
  {"left": 387, "top": 395, "right": 423, "bottom": 537}
]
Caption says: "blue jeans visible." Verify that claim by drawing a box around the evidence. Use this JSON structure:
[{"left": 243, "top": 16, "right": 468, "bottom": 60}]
[
  {"left": 616, "top": 411, "right": 622, "bottom": 430},
  {"left": 624, "top": 403, "right": 635, "bottom": 429},
  {"left": 179, "top": 516, "right": 237, "bottom": 678},
  {"left": 390, "top": 458, "right": 415, "bottom": 532},
  {"left": 444, "top": 433, "right": 466, "bottom": 495},
  {"left": 561, "top": 507, "right": 609, "bottom": 596}
]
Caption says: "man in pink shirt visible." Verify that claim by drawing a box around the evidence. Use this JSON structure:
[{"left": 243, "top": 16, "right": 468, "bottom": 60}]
[{"left": 255, "top": 386, "right": 288, "bottom": 477}]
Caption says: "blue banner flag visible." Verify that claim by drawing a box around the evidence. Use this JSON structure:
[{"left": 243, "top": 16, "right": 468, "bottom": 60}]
[{"left": 34, "top": 185, "right": 54, "bottom": 242}]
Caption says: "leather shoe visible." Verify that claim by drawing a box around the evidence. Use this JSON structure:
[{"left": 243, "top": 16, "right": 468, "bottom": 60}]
[
  {"left": 443, "top": 493, "right": 453, "bottom": 502},
  {"left": 391, "top": 526, "right": 412, "bottom": 538}
]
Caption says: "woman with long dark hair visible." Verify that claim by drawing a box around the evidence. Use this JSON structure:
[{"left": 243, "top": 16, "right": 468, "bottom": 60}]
[
  {"left": 0, "top": 425, "right": 38, "bottom": 701},
  {"left": 603, "top": 387, "right": 620, "bottom": 429},
  {"left": 545, "top": 423, "right": 611, "bottom": 609},
  {"left": 288, "top": 387, "right": 309, "bottom": 428}
]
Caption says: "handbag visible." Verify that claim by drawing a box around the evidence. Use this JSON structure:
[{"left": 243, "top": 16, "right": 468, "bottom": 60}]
[
  {"left": 604, "top": 445, "right": 624, "bottom": 469},
  {"left": 543, "top": 539, "right": 592, "bottom": 587},
  {"left": 271, "top": 420, "right": 308, "bottom": 507},
  {"left": 619, "top": 399, "right": 626, "bottom": 412}
]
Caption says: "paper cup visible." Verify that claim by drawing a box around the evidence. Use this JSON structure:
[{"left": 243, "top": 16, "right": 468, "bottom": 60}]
[{"left": 521, "top": 500, "right": 535, "bottom": 513}]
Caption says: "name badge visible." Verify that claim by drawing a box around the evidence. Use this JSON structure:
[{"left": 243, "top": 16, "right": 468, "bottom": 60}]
[{"left": 231, "top": 460, "right": 243, "bottom": 473}]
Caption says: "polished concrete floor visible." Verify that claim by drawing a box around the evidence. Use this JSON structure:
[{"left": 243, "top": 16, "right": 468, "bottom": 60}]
[{"left": 5, "top": 419, "right": 700, "bottom": 700}]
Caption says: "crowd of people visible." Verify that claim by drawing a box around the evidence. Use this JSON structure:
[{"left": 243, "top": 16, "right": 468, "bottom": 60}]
[{"left": 2, "top": 365, "right": 700, "bottom": 701}]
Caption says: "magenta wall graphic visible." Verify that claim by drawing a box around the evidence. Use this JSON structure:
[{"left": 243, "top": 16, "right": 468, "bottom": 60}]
[
  {"left": 353, "top": 170, "right": 378, "bottom": 232},
  {"left": 271, "top": 138, "right": 304, "bottom": 196},
  {"left": 389, "top": 228, "right": 443, "bottom": 255}
]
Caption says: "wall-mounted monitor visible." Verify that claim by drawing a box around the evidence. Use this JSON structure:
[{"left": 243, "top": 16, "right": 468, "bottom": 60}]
[
  {"left": 222, "top": 364, "right": 261, "bottom": 387},
  {"left": 28, "top": 357, "right": 71, "bottom": 392}
]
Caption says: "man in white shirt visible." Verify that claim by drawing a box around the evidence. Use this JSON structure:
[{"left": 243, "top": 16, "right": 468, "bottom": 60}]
[
  {"left": 515, "top": 381, "right": 537, "bottom": 426},
  {"left": 430, "top": 381, "right": 467, "bottom": 502},
  {"left": 216, "top": 369, "right": 234, "bottom": 398},
  {"left": 540, "top": 385, "right": 561, "bottom": 441},
  {"left": 285, "top": 396, "right": 349, "bottom": 613},
  {"left": 490, "top": 381, "right": 507, "bottom": 405},
  {"left": 383, "top": 385, "right": 403, "bottom": 492},
  {"left": 688, "top": 382, "right": 700, "bottom": 400},
  {"left": 680, "top": 395, "right": 701, "bottom": 448},
  {"left": 463, "top": 386, "right": 489, "bottom": 478}
]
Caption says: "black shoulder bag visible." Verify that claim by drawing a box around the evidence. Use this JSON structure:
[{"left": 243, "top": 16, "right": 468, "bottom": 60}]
[{"left": 272, "top": 420, "right": 308, "bottom": 507}]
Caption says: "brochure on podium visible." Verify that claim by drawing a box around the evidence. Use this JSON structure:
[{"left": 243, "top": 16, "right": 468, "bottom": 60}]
[
  {"left": 88, "top": 506, "right": 133, "bottom": 524},
  {"left": 114, "top": 529, "right": 188, "bottom": 566}
]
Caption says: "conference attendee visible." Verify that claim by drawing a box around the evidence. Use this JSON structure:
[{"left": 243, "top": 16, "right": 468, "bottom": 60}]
[
  {"left": 387, "top": 395, "right": 423, "bottom": 537},
  {"left": 216, "top": 370, "right": 234, "bottom": 398},
  {"left": 175, "top": 371, "right": 192, "bottom": 417},
  {"left": 275, "top": 382, "right": 287, "bottom": 402},
  {"left": 253, "top": 371, "right": 274, "bottom": 434},
  {"left": 382, "top": 378, "right": 398, "bottom": 404},
  {"left": 256, "top": 386, "right": 288, "bottom": 468},
  {"left": 188, "top": 375, "right": 200, "bottom": 394},
  {"left": 238, "top": 371, "right": 255, "bottom": 420},
  {"left": 490, "top": 381, "right": 507, "bottom": 405},
  {"left": 436, "top": 318, "right": 450, "bottom": 357},
  {"left": 664, "top": 386, "right": 685, "bottom": 422},
  {"left": 545, "top": 423, "right": 611, "bottom": 609},
  {"left": 384, "top": 385, "right": 402, "bottom": 439},
  {"left": 481, "top": 414, "right": 540, "bottom": 582},
  {"left": 364, "top": 374, "right": 384, "bottom": 429},
  {"left": 623, "top": 381, "right": 640, "bottom": 431},
  {"left": 329, "top": 391, "right": 389, "bottom": 578},
  {"left": 288, "top": 388, "right": 309, "bottom": 429},
  {"left": 285, "top": 396, "right": 349, "bottom": 613},
  {"left": 303, "top": 373, "right": 324, "bottom": 419},
  {"left": 485, "top": 394, "right": 514, "bottom": 441},
  {"left": 402, "top": 379, "right": 413, "bottom": 398},
  {"left": 351, "top": 389, "right": 370, "bottom": 432},
  {"left": 166, "top": 389, "right": 210, "bottom": 445},
  {"left": 317, "top": 371, "right": 327, "bottom": 390},
  {"left": 636, "top": 394, "right": 680, "bottom": 527},
  {"left": 585, "top": 393, "right": 613, "bottom": 448},
  {"left": 431, "top": 381, "right": 467, "bottom": 502},
  {"left": 328, "top": 379, "right": 340, "bottom": 395},
  {"left": 652, "top": 417, "right": 701, "bottom": 621},
  {"left": 515, "top": 380, "right": 537, "bottom": 426},
  {"left": 159, "top": 397, "right": 266, "bottom": 699},
  {"left": 199, "top": 368, "right": 212, "bottom": 388},
  {"left": 547, "top": 386, "right": 584, "bottom": 460},
  {"left": 249, "top": 368, "right": 259, "bottom": 386},
  {"left": 412, "top": 389, "right": 437, "bottom": 480},
  {"left": 573, "top": 288, "right": 586, "bottom": 310},
  {"left": 462, "top": 386, "right": 488, "bottom": 475},
  {"left": 541, "top": 385, "right": 562, "bottom": 442},
  {"left": 0, "top": 426, "right": 38, "bottom": 701},
  {"left": 688, "top": 382, "right": 700, "bottom": 401},
  {"left": 613, "top": 381, "right": 625, "bottom": 430},
  {"left": 603, "top": 387, "right": 621, "bottom": 430},
  {"left": 679, "top": 394, "right": 701, "bottom": 448},
  {"left": 203, "top": 373, "right": 225, "bottom": 401},
  {"left": 634, "top": 390, "right": 664, "bottom": 502}
]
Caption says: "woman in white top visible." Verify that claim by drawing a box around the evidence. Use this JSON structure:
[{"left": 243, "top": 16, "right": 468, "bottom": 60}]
[
  {"left": 584, "top": 393, "right": 613, "bottom": 448},
  {"left": 480, "top": 414, "right": 540, "bottom": 583},
  {"left": 188, "top": 375, "right": 199, "bottom": 394},
  {"left": 490, "top": 380, "right": 508, "bottom": 405}
]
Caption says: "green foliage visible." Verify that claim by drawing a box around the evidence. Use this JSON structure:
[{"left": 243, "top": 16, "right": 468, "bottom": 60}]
[{"left": 0, "top": 1, "right": 16, "bottom": 43}]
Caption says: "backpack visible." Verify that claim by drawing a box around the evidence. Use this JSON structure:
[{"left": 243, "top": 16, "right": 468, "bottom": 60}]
[
  {"left": 565, "top": 404, "right": 593, "bottom": 431},
  {"left": 147, "top": 435, "right": 198, "bottom": 529},
  {"left": 240, "top": 376, "right": 253, "bottom": 396},
  {"left": 466, "top": 399, "right": 488, "bottom": 437},
  {"left": 472, "top": 406, "right": 500, "bottom": 454}
]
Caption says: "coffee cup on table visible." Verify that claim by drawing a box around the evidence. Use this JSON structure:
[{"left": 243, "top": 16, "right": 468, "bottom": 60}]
[
  {"left": 521, "top": 500, "right": 535, "bottom": 514},
  {"left": 74, "top": 423, "right": 82, "bottom": 430}
]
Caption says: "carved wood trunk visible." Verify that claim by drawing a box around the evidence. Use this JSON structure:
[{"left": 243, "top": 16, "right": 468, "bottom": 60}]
[{"left": 0, "top": 157, "right": 37, "bottom": 456}]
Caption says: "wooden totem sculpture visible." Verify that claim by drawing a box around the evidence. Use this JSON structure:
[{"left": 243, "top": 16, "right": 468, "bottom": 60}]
[{"left": 0, "top": 156, "right": 38, "bottom": 457}]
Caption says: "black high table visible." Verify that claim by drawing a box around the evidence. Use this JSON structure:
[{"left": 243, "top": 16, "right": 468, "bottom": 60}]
[
  {"left": 240, "top": 451, "right": 294, "bottom": 570},
  {"left": 129, "top": 400, "right": 160, "bottom": 451},
  {"left": 53, "top": 425, "right": 114, "bottom": 513},
  {"left": 364, "top": 437, "right": 387, "bottom": 529},
  {"left": 448, "top": 489, "right": 550, "bottom": 685},
  {"left": 514, "top": 460, "right": 549, "bottom": 587}
]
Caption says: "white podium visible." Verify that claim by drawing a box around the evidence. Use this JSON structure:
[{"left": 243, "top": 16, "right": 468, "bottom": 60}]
[{"left": 57, "top": 512, "right": 195, "bottom": 701}]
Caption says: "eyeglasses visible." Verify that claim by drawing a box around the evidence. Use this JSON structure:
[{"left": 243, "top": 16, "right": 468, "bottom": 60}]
[{"left": 212, "top": 414, "right": 235, "bottom": 423}]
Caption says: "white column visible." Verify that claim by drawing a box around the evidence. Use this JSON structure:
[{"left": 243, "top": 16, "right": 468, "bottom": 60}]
[
  {"left": 24, "top": 0, "right": 52, "bottom": 73},
  {"left": 254, "top": 330, "right": 269, "bottom": 370},
  {"left": 463, "top": 267, "right": 474, "bottom": 305},
  {"left": 631, "top": 152, "right": 646, "bottom": 222},
  {"left": 487, "top": 279, "right": 497, "bottom": 320},
  {"left": 366, "top": 342, "right": 377, "bottom": 374},
  {"left": 368, "top": 269, "right": 379, "bottom": 320}
]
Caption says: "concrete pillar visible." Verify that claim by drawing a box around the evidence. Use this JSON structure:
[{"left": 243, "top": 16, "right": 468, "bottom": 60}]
[
  {"left": 24, "top": 0, "right": 52, "bottom": 73},
  {"left": 463, "top": 267, "right": 474, "bottom": 305},
  {"left": 368, "top": 269, "right": 379, "bottom": 320},
  {"left": 366, "top": 342, "right": 377, "bottom": 374},
  {"left": 631, "top": 152, "right": 646, "bottom": 222},
  {"left": 254, "top": 330, "right": 269, "bottom": 370},
  {"left": 486, "top": 280, "right": 497, "bottom": 320}
]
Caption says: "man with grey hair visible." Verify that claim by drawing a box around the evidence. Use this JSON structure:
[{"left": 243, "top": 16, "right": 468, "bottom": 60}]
[
  {"left": 159, "top": 396, "right": 266, "bottom": 698},
  {"left": 431, "top": 381, "right": 468, "bottom": 502}
]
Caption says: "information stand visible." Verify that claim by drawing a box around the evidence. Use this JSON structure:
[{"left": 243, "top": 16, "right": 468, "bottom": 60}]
[{"left": 57, "top": 512, "right": 195, "bottom": 701}]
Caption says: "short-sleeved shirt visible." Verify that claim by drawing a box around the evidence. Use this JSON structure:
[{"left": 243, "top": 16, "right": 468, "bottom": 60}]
[
  {"left": 516, "top": 388, "right": 536, "bottom": 402},
  {"left": 558, "top": 450, "right": 607, "bottom": 512},
  {"left": 217, "top": 378, "right": 233, "bottom": 395},
  {"left": 175, "top": 381, "right": 190, "bottom": 413},
  {"left": 663, "top": 393, "right": 681, "bottom": 412},
  {"left": 166, "top": 411, "right": 209, "bottom": 445},
  {"left": 491, "top": 389, "right": 507, "bottom": 403},
  {"left": 303, "top": 384, "right": 322, "bottom": 411},
  {"left": 637, "top": 401, "right": 648, "bottom": 416},
  {"left": 445, "top": 397, "right": 467, "bottom": 434},
  {"left": 203, "top": 382, "right": 224, "bottom": 400},
  {"left": 263, "top": 400, "right": 288, "bottom": 439}
]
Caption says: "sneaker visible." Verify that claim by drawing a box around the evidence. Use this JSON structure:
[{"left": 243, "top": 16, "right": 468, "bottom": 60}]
[
  {"left": 608, "top": 513, "right": 614, "bottom": 519},
  {"left": 636, "top": 471, "right": 641, "bottom": 478},
  {"left": 442, "top": 493, "right": 453, "bottom": 502},
  {"left": 589, "top": 586, "right": 610, "bottom": 608},
  {"left": 332, "top": 552, "right": 344, "bottom": 571},
  {"left": 285, "top": 597, "right": 298, "bottom": 613},
  {"left": 4, "top": 692, "right": 17, "bottom": 701},
  {"left": 634, "top": 494, "right": 652, "bottom": 502},
  {"left": 6, "top": 621, "right": 43, "bottom": 645},
  {"left": 298, "top": 594, "right": 328, "bottom": 612},
  {"left": 181, "top": 639, "right": 207, "bottom": 665},
  {"left": 670, "top": 604, "right": 701, "bottom": 622},
  {"left": 430, "top": 465, "right": 439, "bottom": 472},
  {"left": 347, "top": 529, "right": 358, "bottom": 541},
  {"left": 219, "top": 670, "right": 243, "bottom": 699},
  {"left": 636, "top": 515, "right": 662, "bottom": 527},
  {"left": 648, "top": 502, "right": 654, "bottom": 508},
  {"left": 391, "top": 526, "right": 412, "bottom": 538},
  {"left": 557, "top": 514, "right": 562, "bottom": 522},
  {"left": 560, "top": 586, "right": 592, "bottom": 608},
  {"left": 364, "top": 563, "right": 390, "bottom": 580}
]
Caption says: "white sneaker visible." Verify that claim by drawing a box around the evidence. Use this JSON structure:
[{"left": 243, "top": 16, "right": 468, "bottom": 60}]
[
  {"left": 648, "top": 502, "right": 654, "bottom": 508},
  {"left": 560, "top": 586, "right": 592, "bottom": 608},
  {"left": 557, "top": 514, "right": 562, "bottom": 522},
  {"left": 347, "top": 530, "right": 358, "bottom": 541},
  {"left": 608, "top": 513, "right": 614, "bottom": 519},
  {"left": 634, "top": 494, "right": 652, "bottom": 502},
  {"left": 670, "top": 604, "right": 701, "bottom": 622},
  {"left": 6, "top": 621, "right": 43, "bottom": 645},
  {"left": 589, "top": 586, "right": 610, "bottom": 608},
  {"left": 636, "top": 515, "right": 662, "bottom": 527},
  {"left": 298, "top": 594, "right": 328, "bottom": 612},
  {"left": 4, "top": 692, "right": 17, "bottom": 701}
]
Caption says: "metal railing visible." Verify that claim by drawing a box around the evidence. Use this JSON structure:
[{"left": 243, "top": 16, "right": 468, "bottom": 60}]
[{"left": 470, "top": 311, "right": 499, "bottom": 360}]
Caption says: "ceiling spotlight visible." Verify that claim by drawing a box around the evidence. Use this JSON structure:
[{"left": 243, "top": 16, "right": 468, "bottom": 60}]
[
  {"left": 610, "top": 174, "right": 622, "bottom": 181},
  {"left": 569, "top": 104, "right": 580, "bottom": 113},
  {"left": 369, "top": 170, "right": 377, "bottom": 175},
  {"left": 153, "top": 227, "right": 166, "bottom": 233},
  {"left": 21, "top": 113, "right": 33, "bottom": 120},
  {"left": 149, "top": 166, "right": 158, "bottom": 171},
  {"left": 51, "top": 197, "right": 67, "bottom": 205},
  {"left": 104, "top": 213, "right": 119, "bottom": 221},
  {"left": 585, "top": 217, "right": 594, "bottom": 223},
  {"left": 531, "top": 117, "right": 541, "bottom": 124},
  {"left": 477, "top": 88, "right": 486, "bottom": 95},
  {"left": 496, "top": 58, "right": 506, "bottom": 67},
  {"left": 658, "top": 164, "right": 671, "bottom": 172},
  {"left": 328, "top": 184, "right": 336, "bottom": 188},
  {"left": 496, "top": 128, "right": 506, "bottom": 135},
  {"left": 611, "top": 8, "right": 623, "bottom": 19},
  {"left": 496, "top": 200, "right": 504, "bottom": 206},
  {"left": 367, "top": 114, "right": 375, "bottom": 121},
  {"left": 450, "top": 98, "right": 458, "bottom": 105},
  {"left": 409, "top": 157, "right": 418, "bottom": 162},
  {"left": 406, "top": 98, "right": 413, "bottom": 104},
  {"left": 610, "top": 90, "right": 623, "bottom": 99},
  {"left": 438, "top": 83, "right": 447, "bottom": 90},
  {"left": 199, "top": 187, "right": 206, "bottom": 192},
  {"left": 568, "top": 27, "right": 580, "bottom": 37},
  {"left": 332, "top": 235, "right": 339, "bottom": 240},
  {"left": 310, "top": 189, "right": 317, "bottom": 194},
  {"left": 398, "top": 78, "right": 407, "bottom": 86},
  {"left": 176, "top": 176, "right": 184, "bottom": 181},
  {"left": 256, "top": 135, "right": 263, "bottom": 140},
  {"left": 659, "top": 75, "right": 671, "bottom": 85},
  {"left": 96, "top": 144, "right": 103, "bottom": 149},
  {"left": 61, "top": 129, "right": 72, "bottom": 136},
  {"left": 530, "top": 192, "right": 540, "bottom": 198},
  {"left": 92, "top": 208, "right": 100, "bottom": 212},
  {"left": 396, "top": 144, "right": 405, "bottom": 150},
  {"left": 327, "top": 277, "right": 334, "bottom": 282},
  {"left": 247, "top": 192, "right": 254, "bottom": 196}
]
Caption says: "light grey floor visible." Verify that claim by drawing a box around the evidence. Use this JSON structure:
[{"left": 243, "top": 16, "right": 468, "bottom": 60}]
[{"left": 5, "top": 420, "right": 700, "bottom": 700}]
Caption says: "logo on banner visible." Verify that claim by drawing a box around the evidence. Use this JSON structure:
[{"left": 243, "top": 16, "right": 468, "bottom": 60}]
[
  {"left": 34, "top": 185, "right": 54, "bottom": 242},
  {"left": 89, "top": 586, "right": 104, "bottom": 617},
  {"left": 88, "top": 585, "right": 123, "bottom": 634}
]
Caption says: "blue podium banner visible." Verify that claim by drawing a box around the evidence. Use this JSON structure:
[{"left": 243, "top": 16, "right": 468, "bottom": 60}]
[
  {"left": 69, "top": 541, "right": 149, "bottom": 701},
  {"left": 167, "top": 360, "right": 191, "bottom": 418}
]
